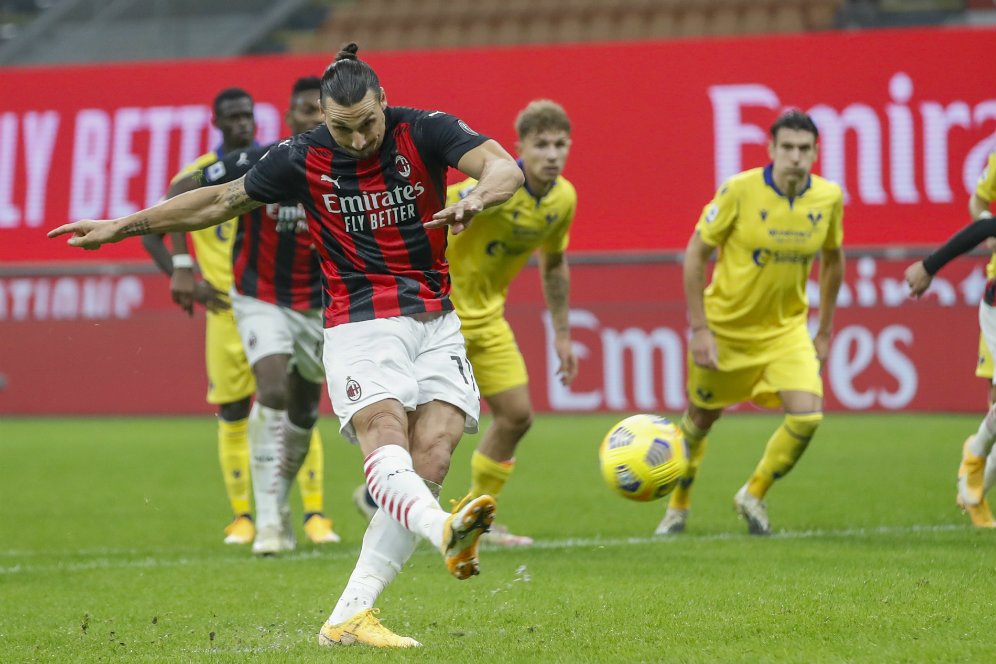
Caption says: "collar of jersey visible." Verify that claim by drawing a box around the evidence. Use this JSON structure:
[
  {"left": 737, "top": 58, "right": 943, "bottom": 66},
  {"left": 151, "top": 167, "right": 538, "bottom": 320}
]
[
  {"left": 763, "top": 163, "right": 811, "bottom": 203},
  {"left": 214, "top": 140, "right": 260, "bottom": 159}
]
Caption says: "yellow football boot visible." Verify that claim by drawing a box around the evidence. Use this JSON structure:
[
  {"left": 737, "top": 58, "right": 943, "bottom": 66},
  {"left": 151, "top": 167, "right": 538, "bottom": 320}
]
[
  {"left": 957, "top": 436, "right": 995, "bottom": 528},
  {"left": 303, "top": 514, "right": 342, "bottom": 544},
  {"left": 222, "top": 515, "right": 255, "bottom": 545},
  {"left": 318, "top": 608, "right": 420, "bottom": 648},
  {"left": 441, "top": 494, "right": 496, "bottom": 580}
]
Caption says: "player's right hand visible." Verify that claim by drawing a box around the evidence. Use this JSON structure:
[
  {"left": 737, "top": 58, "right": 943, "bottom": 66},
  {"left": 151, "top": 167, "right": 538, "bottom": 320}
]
[
  {"left": 690, "top": 327, "right": 719, "bottom": 370},
  {"left": 171, "top": 267, "right": 197, "bottom": 315},
  {"left": 47, "top": 219, "right": 119, "bottom": 250}
]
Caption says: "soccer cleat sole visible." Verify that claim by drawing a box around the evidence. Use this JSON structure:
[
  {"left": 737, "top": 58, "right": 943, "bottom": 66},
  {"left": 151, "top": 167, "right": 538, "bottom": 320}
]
[{"left": 443, "top": 495, "right": 496, "bottom": 580}]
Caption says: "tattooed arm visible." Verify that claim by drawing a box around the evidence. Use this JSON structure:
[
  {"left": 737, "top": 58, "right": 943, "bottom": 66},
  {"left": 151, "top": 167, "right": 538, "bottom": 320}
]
[{"left": 48, "top": 177, "right": 262, "bottom": 250}]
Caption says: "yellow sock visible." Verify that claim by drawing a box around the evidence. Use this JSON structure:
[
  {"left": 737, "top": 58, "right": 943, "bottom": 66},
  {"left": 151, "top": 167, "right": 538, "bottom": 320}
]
[
  {"left": 469, "top": 449, "right": 514, "bottom": 499},
  {"left": 668, "top": 412, "right": 709, "bottom": 511},
  {"left": 298, "top": 428, "right": 324, "bottom": 515},
  {"left": 746, "top": 412, "right": 823, "bottom": 499},
  {"left": 218, "top": 417, "right": 251, "bottom": 516}
]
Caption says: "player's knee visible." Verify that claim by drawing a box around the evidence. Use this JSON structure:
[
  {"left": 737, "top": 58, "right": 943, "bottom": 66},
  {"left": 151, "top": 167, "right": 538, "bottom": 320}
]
[
  {"left": 496, "top": 406, "right": 533, "bottom": 438},
  {"left": 218, "top": 397, "right": 251, "bottom": 421},
  {"left": 363, "top": 409, "right": 407, "bottom": 441},
  {"left": 784, "top": 412, "right": 823, "bottom": 441},
  {"left": 287, "top": 401, "right": 319, "bottom": 430},
  {"left": 254, "top": 381, "right": 288, "bottom": 410}
]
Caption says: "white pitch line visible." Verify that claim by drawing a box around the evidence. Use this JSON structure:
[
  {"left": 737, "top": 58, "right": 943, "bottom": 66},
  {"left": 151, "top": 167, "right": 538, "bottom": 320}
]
[{"left": 0, "top": 523, "right": 973, "bottom": 576}]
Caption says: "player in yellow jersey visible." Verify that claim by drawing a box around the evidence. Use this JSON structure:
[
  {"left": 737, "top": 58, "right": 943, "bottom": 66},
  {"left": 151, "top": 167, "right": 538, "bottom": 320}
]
[
  {"left": 444, "top": 99, "right": 579, "bottom": 545},
  {"left": 655, "top": 110, "right": 844, "bottom": 536},
  {"left": 142, "top": 87, "right": 339, "bottom": 546}
]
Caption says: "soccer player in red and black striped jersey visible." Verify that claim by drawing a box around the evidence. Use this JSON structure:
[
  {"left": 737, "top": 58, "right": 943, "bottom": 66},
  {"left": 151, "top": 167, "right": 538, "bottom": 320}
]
[
  {"left": 51, "top": 43, "right": 524, "bottom": 648},
  {"left": 174, "top": 77, "right": 340, "bottom": 555}
]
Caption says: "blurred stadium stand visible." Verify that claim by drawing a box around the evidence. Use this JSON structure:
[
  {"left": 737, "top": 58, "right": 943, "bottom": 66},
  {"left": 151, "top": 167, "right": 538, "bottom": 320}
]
[
  {"left": 0, "top": 0, "right": 993, "bottom": 64},
  {"left": 0, "top": 0, "right": 312, "bottom": 65}
]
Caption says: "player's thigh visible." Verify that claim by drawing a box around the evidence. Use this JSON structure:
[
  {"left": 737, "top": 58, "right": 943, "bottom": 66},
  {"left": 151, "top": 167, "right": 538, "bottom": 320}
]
[
  {"left": 322, "top": 317, "right": 420, "bottom": 444},
  {"left": 756, "top": 327, "right": 823, "bottom": 408},
  {"left": 204, "top": 310, "right": 255, "bottom": 405},
  {"left": 413, "top": 312, "right": 481, "bottom": 437},
  {"left": 463, "top": 318, "right": 528, "bottom": 398},
  {"left": 231, "top": 292, "right": 295, "bottom": 372},
  {"left": 685, "top": 340, "right": 761, "bottom": 410}
]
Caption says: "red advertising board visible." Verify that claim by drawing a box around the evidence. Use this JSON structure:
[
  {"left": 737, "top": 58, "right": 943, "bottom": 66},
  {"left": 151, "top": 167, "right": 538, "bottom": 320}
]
[
  {"left": 3, "top": 27, "right": 996, "bottom": 263},
  {"left": 0, "top": 255, "right": 988, "bottom": 415}
]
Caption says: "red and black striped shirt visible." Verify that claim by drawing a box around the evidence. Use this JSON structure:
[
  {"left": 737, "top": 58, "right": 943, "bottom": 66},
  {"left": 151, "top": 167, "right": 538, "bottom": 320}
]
[
  {"left": 202, "top": 146, "right": 323, "bottom": 311},
  {"left": 243, "top": 107, "right": 488, "bottom": 327}
]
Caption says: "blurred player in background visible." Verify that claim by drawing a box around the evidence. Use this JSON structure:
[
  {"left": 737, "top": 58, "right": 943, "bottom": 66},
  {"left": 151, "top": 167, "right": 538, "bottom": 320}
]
[
  {"left": 143, "top": 86, "right": 337, "bottom": 547},
  {"left": 171, "top": 76, "right": 341, "bottom": 554},
  {"left": 51, "top": 43, "right": 524, "bottom": 648},
  {"left": 655, "top": 110, "right": 844, "bottom": 536},
  {"left": 353, "top": 99, "right": 578, "bottom": 545},
  {"left": 141, "top": 87, "right": 258, "bottom": 545},
  {"left": 905, "top": 208, "right": 996, "bottom": 528}
]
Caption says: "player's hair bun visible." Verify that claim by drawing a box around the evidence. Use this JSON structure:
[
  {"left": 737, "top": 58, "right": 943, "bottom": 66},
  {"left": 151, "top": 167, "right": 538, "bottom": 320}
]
[{"left": 336, "top": 43, "right": 359, "bottom": 61}]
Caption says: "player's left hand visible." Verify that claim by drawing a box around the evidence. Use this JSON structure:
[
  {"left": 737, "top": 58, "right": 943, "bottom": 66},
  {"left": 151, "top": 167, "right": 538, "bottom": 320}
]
[
  {"left": 904, "top": 261, "right": 932, "bottom": 298},
  {"left": 554, "top": 334, "right": 578, "bottom": 385},
  {"left": 424, "top": 193, "right": 484, "bottom": 235},
  {"left": 47, "top": 219, "right": 120, "bottom": 249}
]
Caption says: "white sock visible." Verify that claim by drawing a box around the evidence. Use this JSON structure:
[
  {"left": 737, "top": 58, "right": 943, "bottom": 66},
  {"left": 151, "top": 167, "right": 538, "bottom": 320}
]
[
  {"left": 969, "top": 405, "right": 996, "bottom": 458},
  {"left": 248, "top": 402, "right": 285, "bottom": 530},
  {"left": 277, "top": 415, "right": 312, "bottom": 507},
  {"left": 327, "top": 509, "right": 417, "bottom": 625},
  {"left": 985, "top": 447, "right": 996, "bottom": 495},
  {"left": 363, "top": 445, "right": 448, "bottom": 548}
]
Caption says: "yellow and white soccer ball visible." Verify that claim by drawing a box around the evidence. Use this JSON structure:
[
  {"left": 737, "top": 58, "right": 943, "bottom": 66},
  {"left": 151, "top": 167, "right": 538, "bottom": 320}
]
[{"left": 598, "top": 414, "right": 689, "bottom": 502}]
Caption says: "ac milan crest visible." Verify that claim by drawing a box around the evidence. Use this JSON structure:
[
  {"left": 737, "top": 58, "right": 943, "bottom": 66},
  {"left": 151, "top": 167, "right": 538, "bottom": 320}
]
[
  {"left": 395, "top": 154, "right": 411, "bottom": 177},
  {"left": 345, "top": 377, "right": 362, "bottom": 402}
]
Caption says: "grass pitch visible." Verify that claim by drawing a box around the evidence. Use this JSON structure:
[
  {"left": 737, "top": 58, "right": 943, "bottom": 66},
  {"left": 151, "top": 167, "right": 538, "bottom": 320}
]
[{"left": 2, "top": 414, "right": 995, "bottom": 663}]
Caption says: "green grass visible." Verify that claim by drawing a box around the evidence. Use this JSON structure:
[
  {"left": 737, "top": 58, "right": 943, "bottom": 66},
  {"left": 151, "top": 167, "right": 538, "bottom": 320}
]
[{"left": 2, "top": 414, "right": 996, "bottom": 662}]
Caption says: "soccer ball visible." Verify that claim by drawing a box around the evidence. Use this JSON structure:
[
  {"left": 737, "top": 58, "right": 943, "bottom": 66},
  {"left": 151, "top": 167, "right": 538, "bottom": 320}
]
[{"left": 598, "top": 414, "right": 689, "bottom": 502}]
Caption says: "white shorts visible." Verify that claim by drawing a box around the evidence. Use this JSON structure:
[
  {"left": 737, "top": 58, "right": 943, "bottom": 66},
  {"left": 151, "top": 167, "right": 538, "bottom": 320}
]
[
  {"left": 980, "top": 301, "right": 996, "bottom": 385},
  {"left": 323, "top": 311, "right": 481, "bottom": 444},
  {"left": 231, "top": 291, "right": 325, "bottom": 385}
]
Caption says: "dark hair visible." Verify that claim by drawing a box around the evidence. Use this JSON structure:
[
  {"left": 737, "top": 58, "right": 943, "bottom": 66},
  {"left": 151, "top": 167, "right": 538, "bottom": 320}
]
[
  {"left": 515, "top": 99, "right": 571, "bottom": 139},
  {"left": 320, "top": 43, "right": 381, "bottom": 106},
  {"left": 292, "top": 76, "right": 321, "bottom": 97},
  {"left": 212, "top": 87, "right": 252, "bottom": 115},
  {"left": 770, "top": 109, "right": 819, "bottom": 141}
]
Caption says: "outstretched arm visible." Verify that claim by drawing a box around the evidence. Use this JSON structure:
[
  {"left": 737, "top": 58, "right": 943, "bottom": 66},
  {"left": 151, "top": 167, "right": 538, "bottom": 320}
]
[
  {"left": 905, "top": 216, "right": 996, "bottom": 297},
  {"left": 48, "top": 177, "right": 262, "bottom": 250},
  {"left": 425, "top": 140, "right": 523, "bottom": 233}
]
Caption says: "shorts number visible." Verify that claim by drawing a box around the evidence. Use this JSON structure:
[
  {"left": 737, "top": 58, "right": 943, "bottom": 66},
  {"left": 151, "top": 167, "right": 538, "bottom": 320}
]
[{"left": 450, "top": 354, "right": 477, "bottom": 390}]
